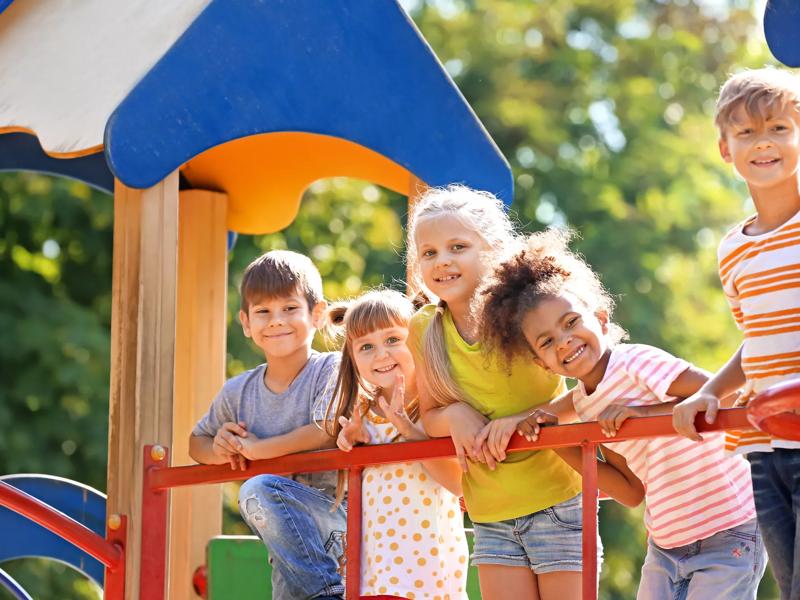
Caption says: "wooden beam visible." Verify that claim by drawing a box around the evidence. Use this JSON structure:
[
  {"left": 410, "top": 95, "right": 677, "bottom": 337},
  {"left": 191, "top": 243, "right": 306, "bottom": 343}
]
[
  {"left": 108, "top": 173, "right": 180, "bottom": 598},
  {"left": 169, "top": 190, "right": 228, "bottom": 600}
]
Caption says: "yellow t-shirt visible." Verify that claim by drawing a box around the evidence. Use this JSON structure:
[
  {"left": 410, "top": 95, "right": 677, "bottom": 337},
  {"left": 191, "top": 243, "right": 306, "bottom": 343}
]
[{"left": 409, "top": 305, "right": 582, "bottom": 523}]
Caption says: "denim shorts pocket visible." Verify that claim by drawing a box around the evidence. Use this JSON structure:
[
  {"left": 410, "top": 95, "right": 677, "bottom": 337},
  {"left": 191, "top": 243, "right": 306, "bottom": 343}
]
[
  {"left": 546, "top": 494, "right": 583, "bottom": 531},
  {"left": 723, "top": 525, "right": 758, "bottom": 544},
  {"left": 325, "top": 529, "right": 345, "bottom": 559}
]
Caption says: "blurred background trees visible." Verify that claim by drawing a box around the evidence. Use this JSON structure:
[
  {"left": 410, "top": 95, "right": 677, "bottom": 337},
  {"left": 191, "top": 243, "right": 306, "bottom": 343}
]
[{"left": 0, "top": 0, "right": 779, "bottom": 597}]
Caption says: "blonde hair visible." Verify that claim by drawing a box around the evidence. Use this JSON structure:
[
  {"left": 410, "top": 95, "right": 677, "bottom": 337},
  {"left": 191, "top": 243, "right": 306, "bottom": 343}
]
[
  {"left": 406, "top": 185, "right": 518, "bottom": 407},
  {"left": 478, "top": 228, "right": 627, "bottom": 366},
  {"left": 715, "top": 67, "right": 800, "bottom": 134},
  {"left": 325, "top": 288, "right": 417, "bottom": 507}
]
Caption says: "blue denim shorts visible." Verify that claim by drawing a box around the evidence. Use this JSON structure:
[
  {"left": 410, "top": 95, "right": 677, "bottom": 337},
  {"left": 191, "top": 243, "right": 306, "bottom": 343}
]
[{"left": 471, "top": 493, "right": 601, "bottom": 574}]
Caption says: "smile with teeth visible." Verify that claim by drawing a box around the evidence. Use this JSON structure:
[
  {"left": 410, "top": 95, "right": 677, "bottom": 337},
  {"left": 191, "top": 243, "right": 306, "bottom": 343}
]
[
  {"left": 435, "top": 274, "right": 460, "bottom": 282},
  {"left": 751, "top": 158, "right": 780, "bottom": 166},
  {"left": 563, "top": 345, "right": 586, "bottom": 364},
  {"left": 375, "top": 364, "right": 397, "bottom": 373}
]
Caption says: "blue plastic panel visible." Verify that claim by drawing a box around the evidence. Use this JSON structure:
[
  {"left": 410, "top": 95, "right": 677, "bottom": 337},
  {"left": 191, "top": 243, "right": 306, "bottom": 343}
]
[
  {"left": 106, "top": 0, "right": 512, "bottom": 203},
  {"left": 764, "top": 0, "right": 800, "bottom": 67},
  {"left": 0, "top": 133, "right": 113, "bottom": 193},
  {"left": 0, "top": 475, "right": 106, "bottom": 586}
]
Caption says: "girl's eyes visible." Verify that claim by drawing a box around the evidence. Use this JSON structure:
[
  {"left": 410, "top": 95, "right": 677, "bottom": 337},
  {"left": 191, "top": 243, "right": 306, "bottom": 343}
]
[
  {"left": 737, "top": 129, "right": 752, "bottom": 136},
  {"left": 566, "top": 316, "right": 580, "bottom": 328},
  {"left": 422, "top": 249, "right": 436, "bottom": 258},
  {"left": 539, "top": 338, "right": 552, "bottom": 349},
  {"left": 359, "top": 343, "right": 374, "bottom": 352},
  {"left": 386, "top": 336, "right": 402, "bottom": 344}
]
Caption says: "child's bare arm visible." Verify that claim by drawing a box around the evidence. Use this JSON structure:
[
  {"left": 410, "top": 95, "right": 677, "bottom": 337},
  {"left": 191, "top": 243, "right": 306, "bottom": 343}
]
[
  {"left": 189, "top": 421, "right": 249, "bottom": 470},
  {"left": 238, "top": 423, "right": 336, "bottom": 461},
  {"left": 673, "top": 345, "right": 745, "bottom": 441},
  {"left": 555, "top": 445, "right": 644, "bottom": 508}
]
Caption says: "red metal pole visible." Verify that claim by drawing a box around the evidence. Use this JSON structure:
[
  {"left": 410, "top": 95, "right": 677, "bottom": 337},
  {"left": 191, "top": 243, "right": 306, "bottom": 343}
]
[
  {"left": 140, "top": 445, "right": 170, "bottom": 600},
  {"left": 105, "top": 514, "right": 127, "bottom": 600},
  {"left": 581, "top": 442, "right": 598, "bottom": 600},
  {"left": 0, "top": 481, "right": 123, "bottom": 569},
  {"left": 345, "top": 468, "right": 363, "bottom": 600}
]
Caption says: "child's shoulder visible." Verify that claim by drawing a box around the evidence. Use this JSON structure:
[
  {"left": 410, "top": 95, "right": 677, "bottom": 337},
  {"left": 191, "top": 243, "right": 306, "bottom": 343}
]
[
  {"left": 220, "top": 363, "right": 267, "bottom": 397},
  {"left": 407, "top": 304, "right": 437, "bottom": 348},
  {"left": 410, "top": 303, "right": 437, "bottom": 324},
  {"left": 613, "top": 343, "right": 684, "bottom": 370},
  {"left": 307, "top": 349, "right": 340, "bottom": 371}
]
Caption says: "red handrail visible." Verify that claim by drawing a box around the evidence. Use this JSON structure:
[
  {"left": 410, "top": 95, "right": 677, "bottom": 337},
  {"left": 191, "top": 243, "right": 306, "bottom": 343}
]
[
  {"left": 0, "top": 481, "right": 123, "bottom": 570},
  {"left": 141, "top": 408, "right": 754, "bottom": 600},
  {"left": 148, "top": 408, "right": 752, "bottom": 490}
]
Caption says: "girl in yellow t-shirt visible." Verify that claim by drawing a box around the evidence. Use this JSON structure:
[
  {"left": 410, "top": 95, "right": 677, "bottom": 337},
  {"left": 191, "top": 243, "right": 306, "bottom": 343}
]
[
  {"left": 326, "top": 289, "right": 469, "bottom": 599},
  {"left": 406, "top": 185, "right": 588, "bottom": 600}
]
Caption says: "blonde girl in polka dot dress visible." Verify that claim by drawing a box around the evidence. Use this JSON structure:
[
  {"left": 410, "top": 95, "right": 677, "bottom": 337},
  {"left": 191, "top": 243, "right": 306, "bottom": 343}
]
[{"left": 326, "top": 290, "right": 469, "bottom": 600}]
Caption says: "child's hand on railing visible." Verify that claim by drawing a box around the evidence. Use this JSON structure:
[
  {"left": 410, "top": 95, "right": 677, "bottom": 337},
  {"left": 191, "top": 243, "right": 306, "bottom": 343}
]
[
  {"left": 475, "top": 414, "right": 530, "bottom": 463},
  {"left": 212, "top": 421, "right": 249, "bottom": 471},
  {"left": 516, "top": 409, "right": 558, "bottom": 442},
  {"left": 378, "top": 374, "right": 425, "bottom": 440},
  {"left": 442, "top": 402, "right": 490, "bottom": 472},
  {"left": 673, "top": 392, "right": 720, "bottom": 442},
  {"left": 337, "top": 407, "right": 370, "bottom": 452},
  {"left": 597, "top": 404, "right": 638, "bottom": 438}
]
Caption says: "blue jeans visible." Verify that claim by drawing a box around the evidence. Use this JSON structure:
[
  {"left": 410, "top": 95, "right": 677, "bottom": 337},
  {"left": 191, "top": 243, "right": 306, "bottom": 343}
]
[
  {"left": 748, "top": 449, "right": 800, "bottom": 600},
  {"left": 637, "top": 518, "right": 766, "bottom": 600},
  {"left": 238, "top": 475, "right": 347, "bottom": 600}
]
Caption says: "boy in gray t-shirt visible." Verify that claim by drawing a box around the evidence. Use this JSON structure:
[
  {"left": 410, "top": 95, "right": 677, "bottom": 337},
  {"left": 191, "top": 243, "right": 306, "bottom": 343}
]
[{"left": 190, "top": 251, "right": 345, "bottom": 600}]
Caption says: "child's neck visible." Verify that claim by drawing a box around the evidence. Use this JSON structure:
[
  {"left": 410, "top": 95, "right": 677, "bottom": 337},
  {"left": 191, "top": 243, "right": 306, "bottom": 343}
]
[
  {"left": 263, "top": 346, "right": 313, "bottom": 394},
  {"left": 578, "top": 347, "right": 613, "bottom": 395},
  {"left": 447, "top": 300, "right": 478, "bottom": 345},
  {"left": 746, "top": 178, "right": 800, "bottom": 235}
]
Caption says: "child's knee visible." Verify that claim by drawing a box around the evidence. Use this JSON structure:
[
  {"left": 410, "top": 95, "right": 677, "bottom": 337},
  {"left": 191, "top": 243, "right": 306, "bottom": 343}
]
[{"left": 238, "top": 474, "right": 285, "bottom": 525}]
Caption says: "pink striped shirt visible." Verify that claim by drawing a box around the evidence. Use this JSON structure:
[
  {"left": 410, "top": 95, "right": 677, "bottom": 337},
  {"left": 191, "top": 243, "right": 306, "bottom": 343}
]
[{"left": 572, "top": 344, "right": 756, "bottom": 548}]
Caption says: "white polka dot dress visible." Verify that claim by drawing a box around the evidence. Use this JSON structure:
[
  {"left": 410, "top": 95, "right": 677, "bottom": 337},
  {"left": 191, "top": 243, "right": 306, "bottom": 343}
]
[{"left": 359, "top": 403, "right": 469, "bottom": 599}]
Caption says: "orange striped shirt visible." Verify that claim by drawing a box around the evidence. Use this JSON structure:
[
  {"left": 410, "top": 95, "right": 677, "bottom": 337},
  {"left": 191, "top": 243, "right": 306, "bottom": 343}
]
[{"left": 718, "top": 210, "right": 800, "bottom": 454}]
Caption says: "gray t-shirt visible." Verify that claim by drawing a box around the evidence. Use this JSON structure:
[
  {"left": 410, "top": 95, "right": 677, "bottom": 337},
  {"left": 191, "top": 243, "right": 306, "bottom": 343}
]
[{"left": 193, "top": 350, "right": 340, "bottom": 495}]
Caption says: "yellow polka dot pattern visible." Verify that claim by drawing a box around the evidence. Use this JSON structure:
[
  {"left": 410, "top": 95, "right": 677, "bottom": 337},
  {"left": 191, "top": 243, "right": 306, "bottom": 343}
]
[{"left": 359, "top": 408, "right": 468, "bottom": 599}]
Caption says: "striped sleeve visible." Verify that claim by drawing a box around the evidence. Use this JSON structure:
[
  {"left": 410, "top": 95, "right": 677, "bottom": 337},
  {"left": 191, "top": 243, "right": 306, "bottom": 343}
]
[{"left": 620, "top": 345, "right": 691, "bottom": 402}]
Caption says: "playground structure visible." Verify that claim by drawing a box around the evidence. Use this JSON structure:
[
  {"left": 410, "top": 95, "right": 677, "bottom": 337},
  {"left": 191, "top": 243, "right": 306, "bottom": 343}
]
[{"left": 1, "top": 0, "right": 800, "bottom": 598}]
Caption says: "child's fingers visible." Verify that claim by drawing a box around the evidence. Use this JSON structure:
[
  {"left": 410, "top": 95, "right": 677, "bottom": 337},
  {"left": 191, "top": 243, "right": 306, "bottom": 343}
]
[
  {"left": 672, "top": 411, "right": 702, "bottom": 442},
  {"left": 474, "top": 423, "right": 492, "bottom": 449},
  {"left": 223, "top": 422, "right": 248, "bottom": 438},
  {"left": 338, "top": 415, "right": 350, "bottom": 428},
  {"left": 705, "top": 403, "right": 719, "bottom": 424}
]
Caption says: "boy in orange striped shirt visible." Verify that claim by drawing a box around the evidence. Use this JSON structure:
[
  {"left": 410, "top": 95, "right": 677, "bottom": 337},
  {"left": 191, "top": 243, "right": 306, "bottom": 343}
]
[{"left": 673, "top": 67, "right": 800, "bottom": 600}]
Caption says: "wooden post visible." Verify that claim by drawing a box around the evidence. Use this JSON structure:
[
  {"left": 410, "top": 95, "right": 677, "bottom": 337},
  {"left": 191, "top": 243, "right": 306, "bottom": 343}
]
[
  {"left": 108, "top": 173, "right": 180, "bottom": 598},
  {"left": 169, "top": 190, "right": 228, "bottom": 600}
]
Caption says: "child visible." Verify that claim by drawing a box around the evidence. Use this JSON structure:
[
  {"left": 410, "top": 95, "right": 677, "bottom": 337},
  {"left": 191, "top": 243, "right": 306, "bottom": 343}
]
[
  {"left": 189, "top": 250, "right": 345, "bottom": 600},
  {"left": 326, "top": 289, "right": 468, "bottom": 599},
  {"left": 672, "top": 67, "right": 800, "bottom": 600},
  {"left": 479, "top": 229, "right": 766, "bottom": 600},
  {"left": 406, "top": 185, "right": 588, "bottom": 600}
]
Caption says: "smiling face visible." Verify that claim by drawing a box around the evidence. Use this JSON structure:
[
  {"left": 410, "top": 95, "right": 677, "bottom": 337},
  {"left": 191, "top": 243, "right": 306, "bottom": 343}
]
[
  {"left": 719, "top": 101, "right": 800, "bottom": 192},
  {"left": 521, "top": 293, "right": 610, "bottom": 389},
  {"left": 351, "top": 324, "right": 415, "bottom": 393},
  {"left": 239, "top": 291, "right": 325, "bottom": 360},
  {"left": 414, "top": 213, "right": 490, "bottom": 307}
]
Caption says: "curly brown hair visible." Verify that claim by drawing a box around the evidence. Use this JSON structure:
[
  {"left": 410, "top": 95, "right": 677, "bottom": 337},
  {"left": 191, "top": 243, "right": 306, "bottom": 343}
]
[{"left": 477, "top": 228, "right": 625, "bottom": 367}]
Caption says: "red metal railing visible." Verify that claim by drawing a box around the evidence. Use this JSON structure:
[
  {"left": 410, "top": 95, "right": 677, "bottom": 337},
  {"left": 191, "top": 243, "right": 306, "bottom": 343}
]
[
  {"left": 145, "top": 407, "right": 761, "bottom": 600},
  {"left": 0, "top": 480, "right": 127, "bottom": 596},
  {"left": 4, "top": 380, "right": 797, "bottom": 600}
]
